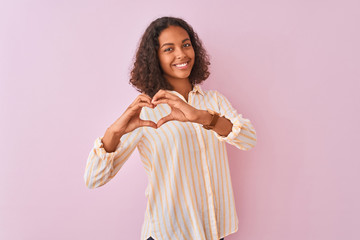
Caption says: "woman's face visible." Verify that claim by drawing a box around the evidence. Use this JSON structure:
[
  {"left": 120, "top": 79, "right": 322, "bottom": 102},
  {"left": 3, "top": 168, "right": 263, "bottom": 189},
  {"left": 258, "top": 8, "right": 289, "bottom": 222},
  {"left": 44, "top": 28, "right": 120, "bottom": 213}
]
[{"left": 157, "top": 25, "right": 195, "bottom": 83}]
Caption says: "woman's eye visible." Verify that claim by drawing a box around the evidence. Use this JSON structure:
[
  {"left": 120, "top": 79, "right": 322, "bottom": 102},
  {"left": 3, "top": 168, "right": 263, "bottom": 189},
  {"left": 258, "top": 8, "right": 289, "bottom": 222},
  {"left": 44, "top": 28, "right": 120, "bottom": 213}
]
[
  {"left": 164, "top": 48, "right": 173, "bottom": 52},
  {"left": 184, "top": 43, "right": 191, "bottom": 47}
]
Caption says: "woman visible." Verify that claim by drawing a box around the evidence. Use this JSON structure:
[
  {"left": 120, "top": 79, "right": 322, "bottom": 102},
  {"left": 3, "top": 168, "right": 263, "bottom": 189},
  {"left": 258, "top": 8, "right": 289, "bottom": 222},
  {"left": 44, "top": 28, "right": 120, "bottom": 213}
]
[{"left": 84, "top": 16, "right": 257, "bottom": 240}]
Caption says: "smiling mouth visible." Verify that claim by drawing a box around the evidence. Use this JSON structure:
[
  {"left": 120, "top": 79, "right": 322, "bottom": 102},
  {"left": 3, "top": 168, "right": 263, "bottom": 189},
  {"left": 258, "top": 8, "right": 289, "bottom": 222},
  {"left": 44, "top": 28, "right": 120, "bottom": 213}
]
[{"left": 173, "top": 61, "right": 190, "bottom": 69}]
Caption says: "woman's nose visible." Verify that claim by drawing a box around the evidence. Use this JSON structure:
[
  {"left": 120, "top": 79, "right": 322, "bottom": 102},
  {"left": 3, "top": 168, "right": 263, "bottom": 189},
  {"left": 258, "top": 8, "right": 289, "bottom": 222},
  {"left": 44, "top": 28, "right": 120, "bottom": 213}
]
[{"left": 175, "top": 48, "right": 186, "bottom": 59}]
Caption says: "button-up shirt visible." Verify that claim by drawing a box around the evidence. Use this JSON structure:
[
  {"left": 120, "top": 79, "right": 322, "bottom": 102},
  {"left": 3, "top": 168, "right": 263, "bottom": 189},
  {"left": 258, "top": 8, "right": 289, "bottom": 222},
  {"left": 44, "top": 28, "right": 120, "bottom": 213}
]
[{"left": 84, "top": 84, "right": 257, "bottom": 240}]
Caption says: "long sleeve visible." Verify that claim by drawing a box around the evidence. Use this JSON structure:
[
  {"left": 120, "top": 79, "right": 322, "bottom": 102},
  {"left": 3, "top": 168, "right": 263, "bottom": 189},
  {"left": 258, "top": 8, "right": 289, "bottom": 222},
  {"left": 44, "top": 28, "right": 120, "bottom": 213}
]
[
  {"left": 213, "top": 90, "right": 257, "bottom": 151},
  {"left": 83, "top": 127, "right": 143, "bottom": 189}
]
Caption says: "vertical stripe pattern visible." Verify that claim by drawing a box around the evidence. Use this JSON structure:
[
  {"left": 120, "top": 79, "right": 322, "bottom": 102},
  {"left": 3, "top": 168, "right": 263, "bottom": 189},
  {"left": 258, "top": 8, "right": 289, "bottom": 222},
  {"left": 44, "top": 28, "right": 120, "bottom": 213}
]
[{"left": 83, "top": 84, "right": 257, "bottom": 240}]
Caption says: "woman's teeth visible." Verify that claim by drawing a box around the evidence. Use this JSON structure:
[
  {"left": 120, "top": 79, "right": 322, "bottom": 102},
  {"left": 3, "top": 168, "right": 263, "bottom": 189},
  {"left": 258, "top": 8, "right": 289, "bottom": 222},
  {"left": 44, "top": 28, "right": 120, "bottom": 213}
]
[
  {"left": 176, "top": 62, "right": 187, "bottom": 67},
  {"left": 174, "top": 62, "right": 189, "bottom": 69}
]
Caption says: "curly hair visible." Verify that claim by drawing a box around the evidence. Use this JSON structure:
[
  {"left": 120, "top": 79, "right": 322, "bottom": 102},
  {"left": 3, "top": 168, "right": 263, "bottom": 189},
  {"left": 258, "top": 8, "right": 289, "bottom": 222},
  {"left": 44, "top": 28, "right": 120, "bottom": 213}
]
[{"left": 129, "top": 16, "right": 211, "bottom": 97}]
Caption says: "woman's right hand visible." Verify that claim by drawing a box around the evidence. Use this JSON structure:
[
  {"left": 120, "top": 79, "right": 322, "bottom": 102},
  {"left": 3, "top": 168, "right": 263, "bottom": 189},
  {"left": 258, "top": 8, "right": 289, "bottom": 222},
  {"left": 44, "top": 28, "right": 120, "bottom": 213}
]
[{"left": 109, "top": 93, "right": 157, "bottom": 136}]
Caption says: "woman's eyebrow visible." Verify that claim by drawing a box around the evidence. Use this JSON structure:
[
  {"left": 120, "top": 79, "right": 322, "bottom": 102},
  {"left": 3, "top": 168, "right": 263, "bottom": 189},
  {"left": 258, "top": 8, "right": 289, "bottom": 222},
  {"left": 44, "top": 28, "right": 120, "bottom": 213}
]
[{"left": 160, "top": 38, "right": 190, "bottom": 49}]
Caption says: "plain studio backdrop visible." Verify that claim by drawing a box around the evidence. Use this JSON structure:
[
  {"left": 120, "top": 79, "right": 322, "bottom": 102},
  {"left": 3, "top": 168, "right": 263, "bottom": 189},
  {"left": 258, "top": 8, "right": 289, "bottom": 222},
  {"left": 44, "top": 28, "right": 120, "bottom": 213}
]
[{"left": 1, "top": 0, "right": 359, "bottom": 239}]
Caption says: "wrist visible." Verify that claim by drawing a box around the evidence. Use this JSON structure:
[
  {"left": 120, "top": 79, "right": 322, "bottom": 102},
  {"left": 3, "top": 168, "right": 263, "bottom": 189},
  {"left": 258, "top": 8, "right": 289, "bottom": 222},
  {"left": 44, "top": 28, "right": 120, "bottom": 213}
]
[
  {"left": 195, "top": 110, "right": 213, "bottom": 125},
  {"left": 107, "top": 125, "right": 124, "bottom": 138}
]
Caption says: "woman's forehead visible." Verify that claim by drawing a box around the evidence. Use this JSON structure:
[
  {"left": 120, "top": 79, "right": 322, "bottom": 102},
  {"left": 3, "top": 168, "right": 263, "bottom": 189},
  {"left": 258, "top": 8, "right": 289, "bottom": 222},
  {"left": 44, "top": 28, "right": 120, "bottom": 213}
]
[{"left": 158, "top": 26, "right": 190, "bottom": 44}]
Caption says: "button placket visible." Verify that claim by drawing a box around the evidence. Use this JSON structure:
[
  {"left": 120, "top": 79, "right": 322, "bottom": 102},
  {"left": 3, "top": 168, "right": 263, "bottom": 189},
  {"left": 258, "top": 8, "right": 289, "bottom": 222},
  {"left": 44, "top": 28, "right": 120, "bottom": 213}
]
[
  {"left": 195, "top": 123, "right": 219, "bottom": 239},
  {"left": 191, "top": 90, "right": 219, "bottom": 239}
]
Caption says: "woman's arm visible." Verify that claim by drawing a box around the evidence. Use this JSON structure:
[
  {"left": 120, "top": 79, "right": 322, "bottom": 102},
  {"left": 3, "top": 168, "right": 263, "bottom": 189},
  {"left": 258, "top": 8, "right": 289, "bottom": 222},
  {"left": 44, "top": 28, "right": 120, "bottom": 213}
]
[
  {"left": 196, "top": 91, "right": 257, "bottom": 151},
  {"left": 84, "top": 127, "right": 143, "bottom": 189},
  {"left": 84, "top": 93, "right": 156, "bottom": 189},
  {"left": 102, "top": 127, "right": 123, "bottom": 153},
  {"left": 195, "top": 110, "right": 233, "bottom": 137}
]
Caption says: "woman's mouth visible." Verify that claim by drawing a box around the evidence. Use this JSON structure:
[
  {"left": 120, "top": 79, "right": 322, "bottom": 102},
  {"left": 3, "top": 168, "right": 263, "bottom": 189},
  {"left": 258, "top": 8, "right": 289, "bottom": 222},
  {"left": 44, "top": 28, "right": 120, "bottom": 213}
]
[{"left": 173, "top": 61, "right": 190, "bottom": 70}]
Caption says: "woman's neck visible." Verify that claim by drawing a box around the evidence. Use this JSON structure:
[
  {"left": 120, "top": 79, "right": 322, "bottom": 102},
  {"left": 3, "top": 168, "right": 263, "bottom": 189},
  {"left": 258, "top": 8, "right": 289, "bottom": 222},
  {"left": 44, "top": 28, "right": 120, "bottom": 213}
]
[{"left": 167, "top": 78, "right": 193, "bottom": 102}]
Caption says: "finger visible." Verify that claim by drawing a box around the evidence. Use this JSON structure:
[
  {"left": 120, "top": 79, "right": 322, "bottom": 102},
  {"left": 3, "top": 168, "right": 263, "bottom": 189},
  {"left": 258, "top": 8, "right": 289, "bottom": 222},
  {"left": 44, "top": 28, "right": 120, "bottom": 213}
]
[
  {"left": 139, "top": 99, "right": 156, "bottom": 108},
  {"left": 152, "top": 90, "right": 178, "bottom": 103},
  {"left": 130, "top": 95, "right": 151, "bottom": 108},
  {"left": 139, "top": 93, "right": 152, "bottom": 102},
  {"left": 138, "top": 96, "right": 152, "bottom": 105},
  {"left": 157, "top": 114, "right": 173, "bottom": 128},
  {"left": 151, "top": 98, "right": 176, "bottom": 106},
  {"left": 131, "top": 102, "right": 155, "bottom": 111},
  {"left": 140, "top": 93, "right": 152, "bottom": 99},
  {"left": 131, "top": 94, "right": 152, "bottom": 107},
  {"left": 140, "top": 120, "right": 157, "bottom": 129}
]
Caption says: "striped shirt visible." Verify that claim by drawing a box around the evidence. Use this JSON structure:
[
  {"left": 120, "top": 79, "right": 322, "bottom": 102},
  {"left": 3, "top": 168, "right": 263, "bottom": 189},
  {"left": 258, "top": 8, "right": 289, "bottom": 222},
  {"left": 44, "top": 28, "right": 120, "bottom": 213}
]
[{"left": 84, "top": 84, "right": 257, "bottom": 240}]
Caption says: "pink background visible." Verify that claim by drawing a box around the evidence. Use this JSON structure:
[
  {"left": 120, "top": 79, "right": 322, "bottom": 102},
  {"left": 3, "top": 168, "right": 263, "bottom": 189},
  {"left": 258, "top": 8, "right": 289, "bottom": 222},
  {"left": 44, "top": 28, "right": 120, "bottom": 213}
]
[{"left": 1, "top": 0, "right": 359, "bottom": 239}]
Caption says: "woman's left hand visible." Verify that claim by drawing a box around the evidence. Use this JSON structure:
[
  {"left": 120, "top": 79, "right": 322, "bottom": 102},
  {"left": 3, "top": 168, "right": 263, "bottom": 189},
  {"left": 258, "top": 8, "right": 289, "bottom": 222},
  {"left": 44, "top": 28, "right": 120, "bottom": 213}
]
[{"left": 151, "top": 89, "right": 199, "bottom": 128}]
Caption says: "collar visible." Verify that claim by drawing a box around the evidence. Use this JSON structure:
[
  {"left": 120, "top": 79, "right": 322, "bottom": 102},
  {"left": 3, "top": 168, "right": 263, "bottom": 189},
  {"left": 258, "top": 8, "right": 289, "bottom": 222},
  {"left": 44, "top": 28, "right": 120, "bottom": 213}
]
[
  {"left": 166, "top": 84, "right": 205, "bottom": 102},
  {"left": 166, "top": 84, "right": 204, "bottom": 97},
  {"left": 192, "top": 84, "right": 204, "bottom": 96}
]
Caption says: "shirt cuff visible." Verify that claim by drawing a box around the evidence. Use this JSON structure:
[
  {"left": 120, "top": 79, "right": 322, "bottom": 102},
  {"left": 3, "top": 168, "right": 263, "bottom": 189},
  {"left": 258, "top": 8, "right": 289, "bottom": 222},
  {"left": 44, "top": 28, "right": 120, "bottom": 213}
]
[
  {"left": 213, "top": 114, "right": 242, "bottom": 142},
  {"left": 93, "top": 136, "right": 122, "bottom": 159}
]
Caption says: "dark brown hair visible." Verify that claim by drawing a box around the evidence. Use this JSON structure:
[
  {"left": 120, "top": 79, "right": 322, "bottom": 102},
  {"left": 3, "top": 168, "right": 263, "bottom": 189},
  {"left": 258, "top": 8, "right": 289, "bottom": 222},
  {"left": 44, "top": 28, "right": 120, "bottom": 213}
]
[{"left": 129, "top": 16, "right": 210, "bottom": 97}]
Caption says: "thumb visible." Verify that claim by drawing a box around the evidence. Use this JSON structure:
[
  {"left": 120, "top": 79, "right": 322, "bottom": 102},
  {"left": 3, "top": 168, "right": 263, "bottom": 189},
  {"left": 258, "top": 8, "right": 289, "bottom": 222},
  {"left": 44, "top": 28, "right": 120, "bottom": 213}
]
[
  {"left": 157, "top": 115, "right": 173, "bottom": 128},
  {"left": 139, "top": 120, "right": 158, "bottom": 129}
]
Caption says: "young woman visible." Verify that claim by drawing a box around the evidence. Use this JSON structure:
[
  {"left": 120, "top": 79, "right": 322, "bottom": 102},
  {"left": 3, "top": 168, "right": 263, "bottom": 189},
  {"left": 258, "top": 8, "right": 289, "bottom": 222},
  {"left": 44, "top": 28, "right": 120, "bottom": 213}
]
[{"left": 84, "top": 16, "right": 257, "bottom": 240}]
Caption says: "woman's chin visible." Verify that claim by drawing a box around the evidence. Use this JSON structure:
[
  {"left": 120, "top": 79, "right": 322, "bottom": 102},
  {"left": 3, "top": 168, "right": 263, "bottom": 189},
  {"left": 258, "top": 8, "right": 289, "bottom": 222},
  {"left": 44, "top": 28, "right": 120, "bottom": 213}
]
[{"left": 164, "top": 73, "right": 192, "bottom": 81}]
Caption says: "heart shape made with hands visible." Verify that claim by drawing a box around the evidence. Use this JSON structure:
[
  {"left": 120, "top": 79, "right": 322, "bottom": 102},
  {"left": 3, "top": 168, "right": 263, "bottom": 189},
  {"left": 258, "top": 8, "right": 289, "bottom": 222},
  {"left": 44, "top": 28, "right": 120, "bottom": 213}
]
[
  {"left": 140, "top": 103, "right": 172, "bottom": 128},
  {"left": 139, "top": 90, "right": 199, "bottom": 128}
]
